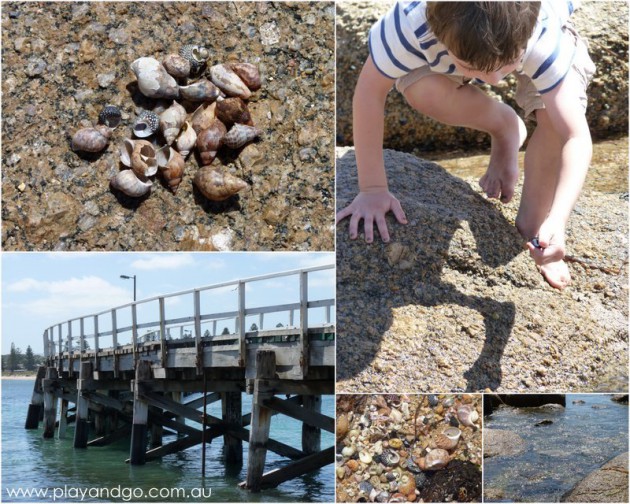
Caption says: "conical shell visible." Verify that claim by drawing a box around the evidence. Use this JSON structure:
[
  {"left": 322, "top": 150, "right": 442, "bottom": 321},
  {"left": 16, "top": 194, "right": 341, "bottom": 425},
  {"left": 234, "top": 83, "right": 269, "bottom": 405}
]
[
  {"left": 191, "top": 102, "right": 217, "bottom": 134},
  {"left": 175, "top": 122, "right": 197, "bottom": 158},
  {"left": 196, "top": 119, "right": 227, "bottom": 165},
  {"left": 194, "top": 167, "right": 248, "bottom": 201},
  {"left": 98, "top": 105, "right": 122, "bottom": 128},
  {"left": 129, "top": 140, "right": 158, "bottom": 178},
  {"left": 215, "top": 97, "right": 252, "bottom": 128},
  {"left": 130, "top": 57, "right": 179, "bottom": 99},
  {"left": 110, "top": 169, "right": 152, "bottom": 197},
  {"left": 71, "top": 125, "right": 112, "bottom": 153},
  {"left": 223, "top": 123, "right": 262, "bottom": 149},
  {"left": 179, "top": 79, "right": 220, "bottom": 102},
  {"left": 179, "top": 45, "right": 209, "bottom": 74},
  {"left": 162, "top": 53, "right": 191, "bottom": 79},
  {"left": 417, "top": 449, "right": 450, "bottom": 471},
  {"left": 159, "top": 101, "right": 186, "bottom": 145},
  {"left": 209, "top": 64, "right": 251, "bottom": 99},
  {"left": 156, "top": 146, "right": 185, "bottom": 194},
  {"left": 227, "top": 62, "right": 261, "bottom": 91}
]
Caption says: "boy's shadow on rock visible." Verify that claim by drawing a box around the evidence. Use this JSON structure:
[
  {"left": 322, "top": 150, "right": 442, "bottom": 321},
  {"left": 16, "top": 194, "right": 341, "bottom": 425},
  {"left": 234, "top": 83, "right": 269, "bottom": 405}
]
[{"left": 336, "top": 149, "right": 523, "bottom": 391}]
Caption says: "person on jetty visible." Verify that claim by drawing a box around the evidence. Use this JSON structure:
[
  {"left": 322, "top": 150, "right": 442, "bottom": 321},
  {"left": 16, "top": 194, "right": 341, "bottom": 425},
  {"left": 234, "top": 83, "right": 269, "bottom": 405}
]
[{"left": 336, "top": 1, "right": 595, "bottom": 290}]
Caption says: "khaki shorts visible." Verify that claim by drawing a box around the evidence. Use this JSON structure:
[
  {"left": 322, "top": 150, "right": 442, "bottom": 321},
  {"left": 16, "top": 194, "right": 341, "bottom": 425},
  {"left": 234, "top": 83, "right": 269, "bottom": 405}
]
[{"left": 396, "top": 25, "right": 595, "bottom": 118}]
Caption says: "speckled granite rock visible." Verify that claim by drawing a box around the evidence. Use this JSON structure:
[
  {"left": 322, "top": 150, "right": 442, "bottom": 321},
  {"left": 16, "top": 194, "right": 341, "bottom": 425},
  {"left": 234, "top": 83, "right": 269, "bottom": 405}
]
[
  {"left": 336, "top": 1, "right": 628, "bottom": 150},
  {"left": 1, "top": 1, "right": 335, "bottom": 250},
  {"left": 336, "top": 147, "right": 628, "bottom": 393},
  {"left": 483, "top": 429, "right": 527, "bottom": 459},
  {"left": 561, "top": 452, "right": 629, "bottom": 503}
]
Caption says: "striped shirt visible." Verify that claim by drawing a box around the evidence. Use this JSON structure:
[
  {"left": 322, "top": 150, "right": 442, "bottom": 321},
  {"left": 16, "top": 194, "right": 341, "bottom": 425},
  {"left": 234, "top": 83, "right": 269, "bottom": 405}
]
[{"left": 369, "top": 0, "right": 578, "bottom": 93}]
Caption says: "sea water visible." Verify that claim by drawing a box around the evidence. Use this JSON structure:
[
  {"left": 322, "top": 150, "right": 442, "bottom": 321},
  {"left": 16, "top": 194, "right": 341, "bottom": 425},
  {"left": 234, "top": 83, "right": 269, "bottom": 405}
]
[
  {"left": 484, "top": 394, "right": 628, "bottom": 502},
  {"left": 1, "top": 379, "right": 334, "bottom": 502}
]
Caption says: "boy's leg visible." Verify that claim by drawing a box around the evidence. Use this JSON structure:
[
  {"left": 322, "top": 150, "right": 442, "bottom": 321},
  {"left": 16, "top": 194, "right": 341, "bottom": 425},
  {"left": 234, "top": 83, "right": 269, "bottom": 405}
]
[
  {"left": 403, "top": 74, "right": 527, "bottom": 203},
  {"left": 515, "top": 109, "right": 571, "bottom": 289}
]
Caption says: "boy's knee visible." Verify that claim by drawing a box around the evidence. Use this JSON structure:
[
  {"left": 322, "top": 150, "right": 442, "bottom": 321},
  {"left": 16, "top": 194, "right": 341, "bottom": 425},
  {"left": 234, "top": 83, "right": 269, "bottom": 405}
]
[{"left": 403, "top": 75, "right": 454, "bottom": 114}]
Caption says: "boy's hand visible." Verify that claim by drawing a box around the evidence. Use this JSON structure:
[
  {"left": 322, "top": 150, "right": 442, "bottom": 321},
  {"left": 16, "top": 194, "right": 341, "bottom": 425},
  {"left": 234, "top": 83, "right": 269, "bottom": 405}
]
[
  {"left": 336, "top": 190, "right": 407, "bottom": 243},
  {"left": 526, "top": 218, "right": 566, "bottom": 265}
]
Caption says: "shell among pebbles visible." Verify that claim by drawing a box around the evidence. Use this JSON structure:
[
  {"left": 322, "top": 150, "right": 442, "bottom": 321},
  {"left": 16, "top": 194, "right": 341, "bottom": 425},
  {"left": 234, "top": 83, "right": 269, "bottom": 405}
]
[{"left": 193, "top": 166, "right": 248, "bottom": 202}]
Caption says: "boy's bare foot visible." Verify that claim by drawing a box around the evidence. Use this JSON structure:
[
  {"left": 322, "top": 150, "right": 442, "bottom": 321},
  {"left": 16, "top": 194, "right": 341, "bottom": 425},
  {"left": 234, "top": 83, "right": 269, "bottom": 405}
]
[
  {"left": 479, "top": 115, "right": 527, "bottom": 203},
  {"left": 538, "top": 259, "right": 571, "bottom": 290}
]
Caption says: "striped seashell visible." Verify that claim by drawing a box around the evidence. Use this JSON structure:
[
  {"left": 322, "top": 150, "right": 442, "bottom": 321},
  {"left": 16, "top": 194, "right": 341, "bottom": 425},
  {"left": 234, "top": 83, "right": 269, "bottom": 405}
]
[
  {"left": 223, "top": 123, "right": 262, "bottom": 149},
  {"left": 193, "top": 166, "right": 248, "bottom": 201}
]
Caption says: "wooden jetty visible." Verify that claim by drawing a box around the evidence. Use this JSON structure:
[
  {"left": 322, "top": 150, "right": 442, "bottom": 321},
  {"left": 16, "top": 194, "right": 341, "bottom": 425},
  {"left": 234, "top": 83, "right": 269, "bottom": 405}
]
[{"left": 25, "top": 266, "right": 335, "bottom": 491}]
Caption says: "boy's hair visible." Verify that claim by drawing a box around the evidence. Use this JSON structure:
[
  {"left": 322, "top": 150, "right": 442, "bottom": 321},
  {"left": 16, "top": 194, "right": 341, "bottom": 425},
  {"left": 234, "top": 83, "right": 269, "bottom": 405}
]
[{"left": 426, "top": 2, "right": 541, "bottom": 72}]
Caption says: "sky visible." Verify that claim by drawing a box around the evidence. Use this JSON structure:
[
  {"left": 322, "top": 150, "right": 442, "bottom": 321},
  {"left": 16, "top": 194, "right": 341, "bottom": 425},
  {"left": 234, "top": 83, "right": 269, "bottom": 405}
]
[{"left": 1, "top": 252, "right": 334, "bottom": 355}]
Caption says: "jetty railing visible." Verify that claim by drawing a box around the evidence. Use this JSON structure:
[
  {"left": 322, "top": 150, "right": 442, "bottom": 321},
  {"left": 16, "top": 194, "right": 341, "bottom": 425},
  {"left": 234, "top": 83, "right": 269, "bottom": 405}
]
[{"left": 43, "top": 265, "right": 334, "bottom": 375}]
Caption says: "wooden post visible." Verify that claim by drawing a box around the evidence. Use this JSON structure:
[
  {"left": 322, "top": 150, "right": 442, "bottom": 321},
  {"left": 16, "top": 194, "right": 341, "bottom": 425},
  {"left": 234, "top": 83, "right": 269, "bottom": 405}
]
[
  {"left": 301, "top": 395, "right": 322, "bottom": 454},
  {"left": 131, "top": 304, "right": 139, "bottom": 366},
  {"left": 171, "top": 391, "right": 185, "bottom": 433},
  {"left": 93, "top": 315, "right": 100, "bottom": 372},
  {"left": 67, "top": 321, "right": 73, "bottom": 377},
  {"left": 238, "top": 281, "right": 246, "bottom": 367},
  {"left": 194, "top": 290, "right": 202, "bottom": 375},
  {"left": 299, "top": 271, "right": 309, "bottom": 378},
  {"left": 74, "top": 361, "right": 92, "bottom": 448},
  {"left": 222, "top": 391, "right": 243, "bottom": 465},
  {"left": 111, "top": 309, "right": 119, "bottom": 378},
  {"left": 58, "top": 399, "right": 70, "bottom": 439},
  {"left": 25, "top": 366, "right": 47, "bottom": 429},
  {"left": 159, "top": 298, "right": 167, "bottom": 367},
  {"left": 246, "top": 350, "right": 276, "bottom": 491},
  {"left": 130, "top": 360, "right": 151, "bottom": 465},
  {"left": 42, "top": 367, "right": 59, "bottom": 439}
]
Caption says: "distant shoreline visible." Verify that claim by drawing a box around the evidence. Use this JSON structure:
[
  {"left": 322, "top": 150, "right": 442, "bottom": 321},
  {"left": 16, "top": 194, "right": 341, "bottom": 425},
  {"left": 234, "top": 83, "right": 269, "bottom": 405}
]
[{"left": 2, "top": 375, "right": 36, "bottom": 381}]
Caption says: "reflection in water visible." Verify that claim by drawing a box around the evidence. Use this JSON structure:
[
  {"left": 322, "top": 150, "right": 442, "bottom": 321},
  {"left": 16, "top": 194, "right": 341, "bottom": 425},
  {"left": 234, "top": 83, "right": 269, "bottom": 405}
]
[{"left": 484, "top": 395, "right": 629, "bottom": 502}]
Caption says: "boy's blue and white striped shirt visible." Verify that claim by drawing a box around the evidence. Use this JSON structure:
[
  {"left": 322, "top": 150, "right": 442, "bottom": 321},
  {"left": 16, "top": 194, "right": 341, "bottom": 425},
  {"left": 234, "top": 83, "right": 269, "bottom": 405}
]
[{"left": 369, "top": 0, "right": 578, "bottom": 93}]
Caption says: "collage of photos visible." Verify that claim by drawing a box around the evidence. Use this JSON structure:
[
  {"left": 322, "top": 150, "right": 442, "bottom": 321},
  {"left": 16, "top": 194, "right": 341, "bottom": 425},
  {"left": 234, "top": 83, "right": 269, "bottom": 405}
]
[{"left": 0, "top": 1, "right": 628, "bottom": 504}]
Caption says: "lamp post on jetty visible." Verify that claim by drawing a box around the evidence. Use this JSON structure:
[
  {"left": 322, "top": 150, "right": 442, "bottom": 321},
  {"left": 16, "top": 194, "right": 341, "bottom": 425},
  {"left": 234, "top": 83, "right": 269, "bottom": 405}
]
[{"left": 120, "top": 274, "right": 137, "bottom": 302}]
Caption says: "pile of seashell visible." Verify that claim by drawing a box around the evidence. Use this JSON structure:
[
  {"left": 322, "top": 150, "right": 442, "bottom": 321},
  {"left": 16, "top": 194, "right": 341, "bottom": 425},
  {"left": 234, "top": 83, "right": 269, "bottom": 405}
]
[
  {"left": 71, "top": 45, "right": 262, "bottom": 202},
  {"left": 336, "top": 394, "right": 482, "bottom": 503}
]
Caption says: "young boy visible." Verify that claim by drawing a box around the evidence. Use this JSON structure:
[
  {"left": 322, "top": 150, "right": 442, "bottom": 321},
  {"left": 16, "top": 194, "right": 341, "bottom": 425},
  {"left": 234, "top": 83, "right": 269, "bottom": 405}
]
[{"left": 336, "top": 1, "right": 595, "bottom": 290}]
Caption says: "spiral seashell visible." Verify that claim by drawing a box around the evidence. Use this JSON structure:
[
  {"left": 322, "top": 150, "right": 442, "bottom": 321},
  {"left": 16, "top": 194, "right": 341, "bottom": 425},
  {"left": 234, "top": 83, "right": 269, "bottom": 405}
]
[
  {"left": 381, "top": 449, "right": 400, "bottom": 467},
  {"left": 209, "top": 64, "right": 251, "bottom": 99},
  {"left": 98, "top": 105, "right": 122, "bottom": 128},
  {"left": 120, "top": 139, "right": 158, "bottom": 178},
  {"left": 457, "top": 404, "right": 479, "bottom": 429},
  {"left": 110, "top": 169, "right": 152, "bottom": 197},
  {"left": 417, "top": 448, "right": 450, "bottom": 471},
  {"left": 130, "top": 57, "right": 179, "bottom": 99},
  {"left": 398, "top": 473, "right": 416, "bottom": 495},
  {"left": 358, "top": 450, "right": 372, "bottom": 464},
  {"left": 191, "top": 102, "right": 217, "bottom": 135},
  {"left": 435, "top": 426, "right": 461, "bottom": 451},
  {"left": 179, "top": 79, "right": 220, "bottom": 103},
  {"left": 227, "top": 62, "right": 261, "bottom": 91},
  {"left": 193, "top": 166, "right": 248, "bottom": 202},
  {"left": 175, "top": 122, "right": 197, "bottom": 158},
  {"left": 196, "top": 119, "right": 227, "bottom": 165},
  {"left": 159, "top": 101, "right": 186, "bottom": 145},
  {"left": 162, "top": 53, "right": 191, "bottom": 79},
  {"left": 179, "top": 45, "right": 209, "bottom": 73},
  {"left": 132, "top": 110, "right": 159, "bottom": 138},
  {"left": 223, "top": 123, "right": 262, "bottom": 150},
  {"left": 71, "top": 125, "right": 112, "bottom": 153},
  {"left": 156, "top": 145, "right": 185, "bottom": 194},
  {"left": 215, "top": 97, "right": 252, "bottom": 128}
]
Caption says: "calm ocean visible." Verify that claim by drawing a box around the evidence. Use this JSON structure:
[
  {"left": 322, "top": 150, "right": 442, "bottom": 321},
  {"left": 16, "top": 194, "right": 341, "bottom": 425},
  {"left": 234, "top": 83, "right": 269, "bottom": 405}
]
[{"left": 1, "top": 379, "right": 334, "bottom": 503}]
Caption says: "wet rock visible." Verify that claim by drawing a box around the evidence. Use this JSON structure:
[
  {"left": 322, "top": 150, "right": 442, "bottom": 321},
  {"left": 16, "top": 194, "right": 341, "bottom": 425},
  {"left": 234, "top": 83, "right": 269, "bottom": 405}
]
[
  {"left": 484, "top": 429, "right": 526, "bottom": 458},
  {"left": 611, "top": 394, "right": 628, "bottom": 404},
  {"left": 336, "top": 147, "right": 628, "bottom": 393},
  {"left": 336, "top": 2, "right": 628, "bottom": 150},
  {"left": 418, "top": 460, "right": 481, "bottom": 503},
  {"left": 561, "top": 452, "right": 629, "bottom": 503}
]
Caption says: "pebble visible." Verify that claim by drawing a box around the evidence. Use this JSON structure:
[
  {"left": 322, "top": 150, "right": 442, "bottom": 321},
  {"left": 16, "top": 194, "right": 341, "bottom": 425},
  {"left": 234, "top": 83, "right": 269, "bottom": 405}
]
[
  {"left": 97, "top": 72, "right": 116, "bottom": 88},
  {"left": 25, "top": 57, "right": 46, "bottom": 77},
  {"left": 17, "top": 182, "right": 26, "bottom": 192}
]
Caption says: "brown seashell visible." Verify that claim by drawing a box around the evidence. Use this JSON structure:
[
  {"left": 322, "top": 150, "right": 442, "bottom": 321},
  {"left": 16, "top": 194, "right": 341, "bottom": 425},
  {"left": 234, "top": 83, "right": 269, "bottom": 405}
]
[
  {"left": 227, "top": 62, "right": 261, "bottom": 91},
  {"left": 337, "top": 413, "right": 349, "bottom": 440},
  {"left": 191, "top": 102, "right": 217, "bottom": 134},
  {"left": 196, "top": 119, "right": 227, "bottom": 165},
  {"left": 130, "top": 57, "right": 179, "bottom": 99},
  {"left": 119, "top": 139, "right": 158, "bottom": 178},
  {"left": 346, "top": 459, "right": 359, "bottom": 472},
  {"left": 398, "top": 473, "right": 416, "bottom": 495},
  {"left": 110, "top": 169, "right": 152, "bottom": 197},
  {"left": 162, "top": 53, "right": 191, "bottom": 79},
  {"left": 156, "top": 146, "right": 185, "bottom": 194},
  {"left": 457, "top": 405, "right": 479, "bottom": 429},
  {"left": 179, "top": 79, "right": 221, "bottom": 102},
  {"left": 423, "top": 448, "right": 450, "bottom": 470},
  {"left": 159, "top": 101, "right": 186, "bottom": 145},
  {"left": 71, "top": 125, "right": 111, "bottom": 153},
  {"left": 435, "top": 427, "right": 461, "bottom": 451},
  {"left": 223, "top": 123, "right": 262, "bottom": 149},
  {"left": 215, "top": 97, "right": 253, "bottom": 128},
  {"left": 209, "top": 64, "right": 251, "bottom": 99},
  {"left": 194, "top": 167, "right": 248, "bottom": 201}
]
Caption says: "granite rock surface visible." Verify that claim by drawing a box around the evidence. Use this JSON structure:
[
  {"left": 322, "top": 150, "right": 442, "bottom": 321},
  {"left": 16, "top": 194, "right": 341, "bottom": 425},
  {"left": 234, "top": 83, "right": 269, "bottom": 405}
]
[
  {"left": 336, "top": 147, "right": 628, "bottom": 393},
  {"left": 2, "top": 1, "right": 335, "bottom": 251},
  {"left": 483, "top": 429, "right": 527, "bottom": 459},
  {"left": 561, "top": 452, "right": 629, "bottom": 503},
  {"left": 336, "top": 1, "right": 628, "bottom": 150}
]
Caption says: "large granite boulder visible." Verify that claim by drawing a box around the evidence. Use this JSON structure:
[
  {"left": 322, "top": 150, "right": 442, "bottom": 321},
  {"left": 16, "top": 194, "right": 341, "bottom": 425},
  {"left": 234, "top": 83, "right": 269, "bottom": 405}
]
[
  {"left": 484, "top": 429, "right": 526, "bottom": 458},
  {"left": 562, "top": 452, "right": 629, "bottom": 502},
  {"left": 336, "top": 2, "right": 628, "bottom": 150},
  {"left": 336, "top": 147, "right": 628, "bottom": 393}
]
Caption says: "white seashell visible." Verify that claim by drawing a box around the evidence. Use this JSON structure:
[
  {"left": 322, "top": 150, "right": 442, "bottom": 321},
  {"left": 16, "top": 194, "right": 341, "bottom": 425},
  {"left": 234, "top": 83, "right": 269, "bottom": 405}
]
[
  {"left": 110, "top": 170, "right": 152, "bottom": 197},
  {"left": 175, "top": 122, "right": 197, "bottom": 157},
  {"left": 341, "top": 445, "right": 356, "bottom": 458},
  {"left": 159, "top": 101, "right": 186, "bottom": 145},
  {"left": 359, "top": 450, "right": 373, "bottom": 464},
  {"left": 435, "top": 427, "right": 461, "bottom": 451},
  {"left": 457, "top": 405, "right": 479, "bottom": 429},
  {"left": 130, "top": 57, "right": 179, "bottom": 99},
  {"left": 156, "top": 146, "right": 185, "bottom": 194},
  {"left": 423, "top": 448, "right": 450, "bottom": 470},
  {"left": 71, "top": 125, "right": 111, "bottom": 153},
  {"left": 209, "top": 64, "right": 251, "bottom": 99},
  {"left": 122, "top": 139, "right": 158, "bottom": 178}
]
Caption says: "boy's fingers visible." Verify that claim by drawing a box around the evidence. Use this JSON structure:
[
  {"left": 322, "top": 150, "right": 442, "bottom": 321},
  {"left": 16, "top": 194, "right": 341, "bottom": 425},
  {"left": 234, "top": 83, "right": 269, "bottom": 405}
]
[
  {"left": 375, "top": 215, "right": 390, "bottom": 242},
  {"left": 348, "top": 213, "right": 361, "bottom": 240},
  {"left": 363, "top": 215, "right": 375, "bottom": 243},
  {"left": 391, "top": 200, "right": 408, "bottom": 224},
  {"left": 336, "top": 206, "right": 353, "bottom": 224}
]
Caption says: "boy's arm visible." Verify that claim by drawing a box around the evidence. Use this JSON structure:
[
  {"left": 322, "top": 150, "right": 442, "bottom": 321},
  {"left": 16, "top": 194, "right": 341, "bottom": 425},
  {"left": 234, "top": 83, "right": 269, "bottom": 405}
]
[
  {"left": 336, "top": 55, "right": 408, "bottom": 243},
  {"left": 530, "top": 71, "right": 592, "bottom": 263}
]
